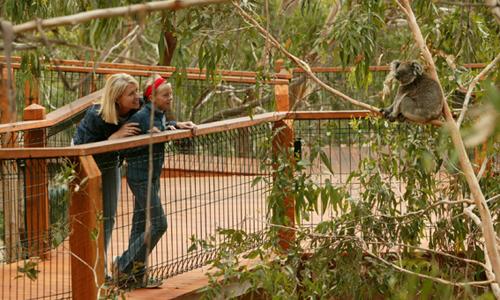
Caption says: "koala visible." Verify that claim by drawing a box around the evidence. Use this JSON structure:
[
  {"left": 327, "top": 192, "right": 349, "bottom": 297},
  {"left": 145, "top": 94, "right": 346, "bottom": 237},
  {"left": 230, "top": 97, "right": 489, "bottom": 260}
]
[{"left": 380, "top": 60, "right": 443, "bottom": 123}]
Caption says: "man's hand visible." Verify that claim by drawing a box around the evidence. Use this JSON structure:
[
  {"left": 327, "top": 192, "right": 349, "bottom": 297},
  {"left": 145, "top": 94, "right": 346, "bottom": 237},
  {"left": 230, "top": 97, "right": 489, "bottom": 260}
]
[
  {"left": 148, "top": 127, "right": 161, "bottom": 133},
  {"left": 109, "top": 122, "right": 141, "bottom": 140}
]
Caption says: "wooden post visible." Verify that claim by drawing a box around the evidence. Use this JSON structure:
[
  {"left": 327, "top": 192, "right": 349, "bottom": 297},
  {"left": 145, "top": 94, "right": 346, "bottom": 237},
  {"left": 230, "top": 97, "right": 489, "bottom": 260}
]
[
  {"left": 24, "top": 104, "right": 50, "bottom": 259},
  {"left": 69, "top": 155, "right": 104, "bottom": 300},
  {"left": 272, "top": 64, "right": 295, "bottom": 250}
]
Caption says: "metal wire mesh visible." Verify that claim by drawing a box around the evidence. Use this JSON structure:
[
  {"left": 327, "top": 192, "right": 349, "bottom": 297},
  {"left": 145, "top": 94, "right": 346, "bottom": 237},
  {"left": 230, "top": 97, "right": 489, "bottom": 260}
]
[
  {"left": 0, "top": 157, "right": 72, "bottom": 300},
  {"left": 108, "top": 123, "right": 272, "bottom": 282}
]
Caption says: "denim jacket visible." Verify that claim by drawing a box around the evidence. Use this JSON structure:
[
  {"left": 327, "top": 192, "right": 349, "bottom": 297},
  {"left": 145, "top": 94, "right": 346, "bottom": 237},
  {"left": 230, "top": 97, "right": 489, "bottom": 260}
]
[
  {"left": 125, "top": 102, "right": 176, "bottom": 182},
  {"left": 73, "top": 104, "right": 122, "bottom": 169}
]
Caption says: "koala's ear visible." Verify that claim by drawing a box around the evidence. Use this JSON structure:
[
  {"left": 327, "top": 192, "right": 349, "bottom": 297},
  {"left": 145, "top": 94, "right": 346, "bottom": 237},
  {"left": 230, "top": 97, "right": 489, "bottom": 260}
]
[
  {"left": 411, "top": 61, "right": 423, "bottom": 76},
  {"left": 391, "top": 60, "right": 401, "bottom": 70}
]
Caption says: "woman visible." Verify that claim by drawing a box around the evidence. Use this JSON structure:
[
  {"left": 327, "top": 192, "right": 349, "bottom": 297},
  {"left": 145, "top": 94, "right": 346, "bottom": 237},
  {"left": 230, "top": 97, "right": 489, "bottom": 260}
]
[{"left": 73, "top": 73, "right": 141, "bottom": 256}]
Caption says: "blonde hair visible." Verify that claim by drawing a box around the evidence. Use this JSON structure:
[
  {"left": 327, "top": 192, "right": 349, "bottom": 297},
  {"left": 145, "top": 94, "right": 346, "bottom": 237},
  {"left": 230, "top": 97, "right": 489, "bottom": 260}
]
[
  {"left": 143, "top": 74, "right": 171, "bottom": 102},
  {"left": 98, "top": 73, "right": 138, "bottom": 124}
]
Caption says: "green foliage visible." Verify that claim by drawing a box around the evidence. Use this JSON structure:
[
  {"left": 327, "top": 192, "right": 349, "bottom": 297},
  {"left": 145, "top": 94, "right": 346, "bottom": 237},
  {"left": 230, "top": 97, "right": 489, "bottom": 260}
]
[
  {"left": 16, "top": 260, "right": 41, "bottom": 281},
  {"left": 197, "top": 116, "right": 497, "bottom": 298},
  {"left": 49, "top": 159, "right": 77, "bottom": 247}
]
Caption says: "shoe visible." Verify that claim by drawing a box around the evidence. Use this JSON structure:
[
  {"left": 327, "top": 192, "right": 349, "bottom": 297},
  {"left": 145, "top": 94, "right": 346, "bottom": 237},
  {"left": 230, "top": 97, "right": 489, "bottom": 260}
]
[
  {"left": 138, "top": 277, "right": 164, "bottom": 289},
  {"left": 111, "top": 256, "right": 123, "bottom": 280}
]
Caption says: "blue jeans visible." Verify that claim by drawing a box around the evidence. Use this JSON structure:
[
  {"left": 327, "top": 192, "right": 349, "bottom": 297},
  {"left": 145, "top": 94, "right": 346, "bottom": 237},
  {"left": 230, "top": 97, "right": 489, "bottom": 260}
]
[
  {"left": 117, "top": 177, "right": 167, "bottom": 275},
  {"left": 101, "top": 165, "right": 120, "bottom": 253}
]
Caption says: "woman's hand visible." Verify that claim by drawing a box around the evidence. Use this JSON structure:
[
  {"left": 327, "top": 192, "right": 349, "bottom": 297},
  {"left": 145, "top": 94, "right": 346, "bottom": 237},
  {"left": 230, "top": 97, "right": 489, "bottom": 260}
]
[
  {"left": 176, "top": 121, "right": 197, "bottom": 130},
  {"left": 108, "top": 122, "right": 141, "bottom": 140}
]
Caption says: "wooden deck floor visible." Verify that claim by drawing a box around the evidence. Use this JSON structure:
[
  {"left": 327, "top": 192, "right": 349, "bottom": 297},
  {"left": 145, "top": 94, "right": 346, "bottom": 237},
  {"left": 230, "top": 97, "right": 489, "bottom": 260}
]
[
  {"left": 0, "top": 175, "right": 268, "bottom": 299},
  {"left": 125, "top": 265, "right": 211, "bottom": 300}
]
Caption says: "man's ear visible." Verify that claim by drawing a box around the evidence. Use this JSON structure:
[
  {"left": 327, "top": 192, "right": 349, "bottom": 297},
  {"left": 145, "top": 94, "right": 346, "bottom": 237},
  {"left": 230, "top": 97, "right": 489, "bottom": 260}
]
[{"left": 411, "top": 61, "right": 423, "bottom": 76}]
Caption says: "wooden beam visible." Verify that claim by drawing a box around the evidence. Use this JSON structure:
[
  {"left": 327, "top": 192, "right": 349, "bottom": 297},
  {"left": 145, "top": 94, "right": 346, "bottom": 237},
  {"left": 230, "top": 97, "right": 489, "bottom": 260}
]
[
  {"left": 272, "top": 119, "right": 295, "bottom": 251},
  {"left": 273, "top": 74, "right": 295, "bottom": 250},
  {"left": 69, "top": 155, "right": 104, "bottom": 300},
  {"left": 23, "top": 104, "right": 50, "bottom": 259}
]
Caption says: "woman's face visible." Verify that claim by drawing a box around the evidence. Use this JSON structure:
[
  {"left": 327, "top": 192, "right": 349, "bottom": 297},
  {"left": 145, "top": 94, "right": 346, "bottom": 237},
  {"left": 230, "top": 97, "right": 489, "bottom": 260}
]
[
  {"left": 153, "top": 84, "right": 173, "bottom": 112},
  {"left": 116, "top": 83, "right": 140, "bottom": 116}
]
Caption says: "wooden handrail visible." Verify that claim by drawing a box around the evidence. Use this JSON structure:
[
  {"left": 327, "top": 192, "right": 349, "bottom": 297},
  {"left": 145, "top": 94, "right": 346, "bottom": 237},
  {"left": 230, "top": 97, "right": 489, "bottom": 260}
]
[
  {"left": 2, "top": 63, "right": 290, "bottom": 85},
  {"left": 286, "top": 110, "right": 372, "bottom": 119},
  {"left": 1, "top": 56, "right": 486, "bottom": 79},
  {"left": 0, "top": 89, "right": 102, "bottom": 134},
  {"left": 0, "top": 56, "right": 292, "bottom": 81},
  {"left": 0, "top": 112, "right": 288, "bottom": 159},
  {"left": 0, "top": 111, "right": 379, "bottom": 158}
]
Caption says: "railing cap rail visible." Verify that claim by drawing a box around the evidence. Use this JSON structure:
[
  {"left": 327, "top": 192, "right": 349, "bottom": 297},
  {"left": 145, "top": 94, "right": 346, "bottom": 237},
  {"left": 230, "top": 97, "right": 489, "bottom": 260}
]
[{"left": 0, "top": 111, "right": 289, "bottom": 159}]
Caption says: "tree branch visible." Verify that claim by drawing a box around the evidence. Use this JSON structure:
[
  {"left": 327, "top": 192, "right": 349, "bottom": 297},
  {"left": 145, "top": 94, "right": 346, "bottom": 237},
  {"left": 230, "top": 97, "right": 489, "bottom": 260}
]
[
  {"left": 485, "top": 0, "right": 500, "bottom": 24},
  {"left": 463, "top": 206, "right": 500, "bottom": 298},
  {"left": 232, "top": 1, "right": 380, "bottom": 113},
  {"left": 12, "top": 0, "right": 230, "bottom": 34},
  {"left": 396, "top": 0, "right": 500, "bottom": 285},
  {"left": 365, "top": 248, "right": 494, "bottom": 287},
  {"left": 457, "top": 52, "right": 500, "bottom": 127}
]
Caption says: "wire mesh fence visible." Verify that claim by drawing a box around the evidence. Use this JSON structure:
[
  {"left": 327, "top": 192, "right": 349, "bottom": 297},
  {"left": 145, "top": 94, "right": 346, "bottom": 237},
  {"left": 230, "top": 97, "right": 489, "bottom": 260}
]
[
  {"left": 0, "top": 157, "right": 72, "bottom": 300},
  {"left": 108, "top": 123, "right": 272, "bottom": 282},
  {"left": 0, "top": 120, "right": 274, "bottom": 298}
]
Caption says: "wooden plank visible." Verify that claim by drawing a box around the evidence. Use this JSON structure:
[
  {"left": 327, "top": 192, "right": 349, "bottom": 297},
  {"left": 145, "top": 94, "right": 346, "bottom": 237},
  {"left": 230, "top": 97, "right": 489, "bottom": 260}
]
[
  {"left": 162, "top": 154, "right": 264, "bottom": 177},
  {"left": 69, "top": 155, "right": 104, "bottom": 300},
  {"left": 0, "top": 56, "right": 488, "bottom": 75},
  {"left": 275, "top": 85, "right": 290, "bottom": 111}
]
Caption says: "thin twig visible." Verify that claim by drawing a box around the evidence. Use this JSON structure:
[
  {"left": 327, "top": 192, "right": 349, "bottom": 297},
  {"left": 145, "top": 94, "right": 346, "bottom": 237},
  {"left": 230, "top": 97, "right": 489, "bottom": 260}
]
[
  {"left": 463, "top": 206, "right": 500, "bottom": 298},
  {"left": 232, "top": 1, "right": 380, "bottom": 113}
]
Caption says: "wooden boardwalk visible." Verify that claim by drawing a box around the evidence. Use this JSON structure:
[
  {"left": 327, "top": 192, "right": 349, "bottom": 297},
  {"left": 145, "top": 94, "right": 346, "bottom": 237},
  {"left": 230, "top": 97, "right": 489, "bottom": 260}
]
[
  {"left": 0, "top": 175, "right": 268, "bottom": 299},
  {"left": 0, "top": 149, "right": 376, "bottom": 299}
]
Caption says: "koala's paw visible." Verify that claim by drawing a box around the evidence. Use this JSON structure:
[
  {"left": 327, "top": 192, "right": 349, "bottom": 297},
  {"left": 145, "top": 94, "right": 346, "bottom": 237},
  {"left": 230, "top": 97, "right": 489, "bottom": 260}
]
[
  {"left": 387, "top": 113, "right": 399, "bottom": 122},
  {"left": 380, "top": 108, "right": 391, "bottom": 118}
]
